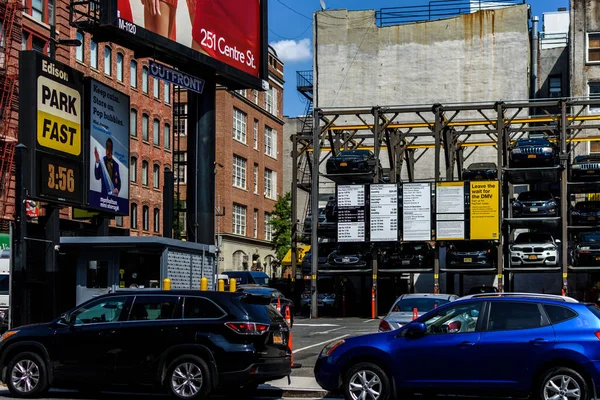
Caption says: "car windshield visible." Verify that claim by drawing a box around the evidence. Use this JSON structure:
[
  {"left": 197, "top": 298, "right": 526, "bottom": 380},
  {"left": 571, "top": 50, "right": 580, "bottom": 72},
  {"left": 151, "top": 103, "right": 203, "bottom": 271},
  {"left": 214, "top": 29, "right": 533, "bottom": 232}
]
[
  {"left": 575, "top": 202, "right": 600, "bottom": 210},
  {"left": 468, "top": 163, "right": 496, "bottom": 170},
  {"left": 398, "top": 244, "right": 428, "bottom": 253},
  {"left": 579, "top": 233, "right": 600, "bottom": 242},
  {"left": 451, "top": 242, "right": 491, "bottom": 252},
  {"left": 515, "top": 233, "right": 553, "bottom": 244},
  {"left": 575, "top": 155, "right": 600, "bottom": 163},
  {"left": 0, "top": 274, "right": 7, "bottom": 295},
  {"left": 518, "top": 191, "right": 553, "bottom": 201},
  {"left": 241, "top": 287, "right": 275, "bottom": 296},
  {"left": 391, "top": 298, "right": 449, "bottom": 313},
  {"left": 515, "top": 138, "right": 551, "bottom": 147},
  {"left": 250, "top": 274, "right": 269, "bottom": 285}
]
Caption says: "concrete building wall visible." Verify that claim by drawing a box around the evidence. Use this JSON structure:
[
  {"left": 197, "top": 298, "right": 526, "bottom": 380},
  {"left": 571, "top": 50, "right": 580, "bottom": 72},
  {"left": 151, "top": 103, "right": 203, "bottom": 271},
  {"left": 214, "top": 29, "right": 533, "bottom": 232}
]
[{"left": 538, "top": 47, "right": 570, "bottom": 99}]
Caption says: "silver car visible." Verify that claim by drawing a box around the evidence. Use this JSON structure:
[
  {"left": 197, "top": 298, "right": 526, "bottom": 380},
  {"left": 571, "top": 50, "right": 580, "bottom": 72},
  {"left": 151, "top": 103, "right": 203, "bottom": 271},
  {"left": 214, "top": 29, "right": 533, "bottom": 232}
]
[{"left": 378, "top": 293, "right": 459, "bottom": 332}]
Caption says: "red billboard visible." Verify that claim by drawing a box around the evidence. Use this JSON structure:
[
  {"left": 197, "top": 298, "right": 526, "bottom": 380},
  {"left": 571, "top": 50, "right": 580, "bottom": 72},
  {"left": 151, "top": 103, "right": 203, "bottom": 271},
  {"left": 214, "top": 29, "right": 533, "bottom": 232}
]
[{"left": 117, "top": 0, "right": 262, "bottom": 78}]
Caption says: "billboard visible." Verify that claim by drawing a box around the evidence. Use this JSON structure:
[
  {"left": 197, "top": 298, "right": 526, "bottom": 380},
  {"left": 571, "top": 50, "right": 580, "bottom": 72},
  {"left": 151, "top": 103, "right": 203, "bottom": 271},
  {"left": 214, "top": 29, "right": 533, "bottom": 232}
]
[
  {"left": 87, "top": 79, "right": 130, "bottom": 215},
  {"left": 470, "top": 181, "right": 500, "bottom": 240}
]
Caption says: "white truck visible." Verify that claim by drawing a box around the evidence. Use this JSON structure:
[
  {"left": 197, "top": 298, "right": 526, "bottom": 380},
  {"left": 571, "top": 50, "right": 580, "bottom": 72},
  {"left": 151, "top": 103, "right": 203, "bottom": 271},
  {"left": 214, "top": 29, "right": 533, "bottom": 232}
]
[{"left": 0, "top": 249, "right": 9, "bottom": 332}]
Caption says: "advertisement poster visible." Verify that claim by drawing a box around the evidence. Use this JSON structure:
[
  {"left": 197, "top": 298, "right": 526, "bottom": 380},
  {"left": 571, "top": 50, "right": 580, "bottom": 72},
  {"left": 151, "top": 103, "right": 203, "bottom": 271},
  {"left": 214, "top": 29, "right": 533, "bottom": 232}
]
[
  {"left": 119, "top": 0, "right": 261, "bottom": 77},
  {"left": 436, "top": 182, "right": 465, "bottom": 240},
  {"left": 88, "top": 79, "right": 130, "bottom": 215},
  {"left": 402, "top": 183, "right": 431, "bottom": 241},
  {"left": 370, "top": 184, "right": 398, "bottom": 242},
  {"left": 470, "top": 181, "right": 500, "bottom": 240},
  {"left": 337, "top": 185, "right": 366, "bottom": 242}
]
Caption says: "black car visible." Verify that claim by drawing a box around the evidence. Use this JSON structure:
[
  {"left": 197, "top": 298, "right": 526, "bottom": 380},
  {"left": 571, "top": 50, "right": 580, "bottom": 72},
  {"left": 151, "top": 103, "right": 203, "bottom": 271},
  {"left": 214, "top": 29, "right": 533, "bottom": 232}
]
[
  {"left": 317, "top": 197, "right": 337, "bottom": 238},
  {"left": 325, "top": 150, "right": 381, "bottom": 177},
  {"left": 570, "top": 154, "right": 600, "bottom": 181},
  {"left": 573, "top": 231, "right": 600, "bottom": 268},
  {"left": 0, "top": 291, "right": 291, "bottom": 399},
  {"left": 571, "top": 201, "right": 600, "bottom": 226},
  {"left": 303, "top": 208, "right": 326, "bottom": 236},
  {"left": 236, "top": 286, "right": 294, "bottom": 327},
  {"left": 325, "top": 243, "right": 372, "bottom": 272},
  {"left": 462, "top": 162, "right": 497, "bottom": 181},
  {"left": 509, "top": 137, "right": 558, "bottom": 167},
  {"left": 381, "top": 242, "right": 433, "bottom": 271},
  {"left": 301, "top": 243, "right": 338, "bottom": 275},
  {"left": 512, "top": 191, "right": 559, "bottom": 217},
  {"left": 446, "top": 241, "right": 496, "bottom": 269}
]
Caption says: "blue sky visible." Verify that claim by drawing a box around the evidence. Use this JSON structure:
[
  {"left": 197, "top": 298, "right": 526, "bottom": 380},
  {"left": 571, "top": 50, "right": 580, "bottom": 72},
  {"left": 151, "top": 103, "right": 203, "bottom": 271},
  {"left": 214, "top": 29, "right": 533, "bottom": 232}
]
[{"left": 268, "top": 0, "right": 569, "bottom": 117}]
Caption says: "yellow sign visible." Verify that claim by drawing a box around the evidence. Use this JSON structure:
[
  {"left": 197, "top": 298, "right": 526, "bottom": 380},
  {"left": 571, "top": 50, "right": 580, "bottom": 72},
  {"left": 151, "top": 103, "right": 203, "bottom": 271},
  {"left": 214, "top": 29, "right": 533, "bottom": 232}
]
[
  {"left": 470, "top": 181, "right": 499, "bottom": 240},
  {"left": 563, "top": 273, "right": 568, "bottom": 278},
  {"left": 498, "top": 274, "right": 503, "bottom": 279},
  {"left": 36, "top": 75, "right": 81, "bottom": 156},
  {"left": 312, "top": 274, "right": 317, "bottom": 280},
  {"left": 372, "top": 274, "right": 377, "bottom": 280},
  {"left": 588, "top": 193, "right": 600, "bottom": 201},
  {"left": 434, "top": 274, "right": 439, "bottom": 279}
]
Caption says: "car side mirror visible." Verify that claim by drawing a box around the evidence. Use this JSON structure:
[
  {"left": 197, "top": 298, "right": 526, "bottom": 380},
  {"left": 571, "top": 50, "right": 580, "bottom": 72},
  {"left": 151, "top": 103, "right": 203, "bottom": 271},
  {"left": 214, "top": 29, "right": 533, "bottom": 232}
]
[
  {"left": 405, "top": 322, "right": 426, "bottom": 338},
  {"left": 59, "top": 313, "right": 72, "bottom": 325}
]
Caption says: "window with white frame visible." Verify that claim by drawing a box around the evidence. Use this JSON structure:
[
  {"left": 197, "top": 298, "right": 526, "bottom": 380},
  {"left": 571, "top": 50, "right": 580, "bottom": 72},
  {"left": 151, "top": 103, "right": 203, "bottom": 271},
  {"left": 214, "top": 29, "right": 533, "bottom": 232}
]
[
  {"left": 130, "top": 60, "right": 137, "bottom": 88},
  {"left": 116, "top": 53, "right": 124, "bottom": 82},
  {"left": 103, "top": 46, "right": 111, "bottom": 75},
  {"left": 153, "top": 77, "right": 160, "bottom": 98},
  {"left": 130, "top": 156, "right": 137, "bottom": 182},
  {"left": 130, "top": 109, "right": 137, "bottom": 137},
  {"left": 253, "top": 89, "right": 258, "bottom": 104},
  {"left": 131, "top": 203, "right": 138, "bottom": 229},
  {"left": 253, "top": 164, "right": 258, "bottom": 194},
  {"left": 164, "top": 82, "right": 170, "bottom": 104},
  {"left": 164, "top": 124, "right": 171, "bottom": 150},
  {"left": 75, "top": 31, "right": 84, "bottom": 62},
  {"left": 233, "top": 155, "right": 247, "bottom": 189},
  {"left": 142, "top": 66, "right": 149, "bottom": 93},
  {"left": 253, "top": 209, "right": 258, "bottom": 238},
  {"left": 153, "top": 163, "right": 160, "bottom": 188},
  {"left": 153, "top": 118, "right": 160, "bottom": 145},
  {"left": 142, "top": 114, "right": 149, "bottom": 141},
  {"left": 90, "top": 40, "right": 98, "bottom": 69},
  {"left": 142, "top": 160, "right": 148, "bottom": 186},
  {"left": 589, "top": 33, "right": 600, "bottom": 62},
  {"left": 235, "top": 89, "right": 246, "bottom": 97},
  {"left": 143, "top": 206, "right": 149, "bottom": 231},
  {"left": 154, "top": 208, "right": 160, "bottom": 232},
  {"left": 264, "top": 213, "right": 273, "bottom": 241},
  {"left": 253, "top": 119, "right": 258, "bottom": 150},
  {"left": 174, "top": 152, "right": 186, "bottom": 184},
  {"left": 174, "top": 104, "right": 187, "bottom": 136},
  {"left": 233, "top": 108, "right": 247, "bottom": 143},
  {"left": 590, "top": 82, "right": 600, "bottom": 113},
  {"left": 265, "top": 85, "right": 273, "bottom": 113},
  {"left": 549, "top": 76, "right": 561, "bottom": 98},
  {"left": 264, "top": 168, "right": 277, "bottom": 199},
  {"left": 233, "top": 203, "right": 247, "bottom": 236},
  {"left": 264, "top": 126, "right": 277, "bottom": 158}
]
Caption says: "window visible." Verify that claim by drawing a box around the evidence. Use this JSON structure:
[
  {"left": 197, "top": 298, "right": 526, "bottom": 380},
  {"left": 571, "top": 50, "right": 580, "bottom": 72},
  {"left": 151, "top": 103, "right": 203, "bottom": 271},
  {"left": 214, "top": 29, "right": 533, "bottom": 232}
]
[
  {"left": 90, "top": 40, "right": 98, "bottom": 69},
  {"left": 590, "top": 83, "right": 600, "bottom": 113},
  {"left": 264, "top": 168, "right": 276, "bottom": 199},
  {"left": 115, "top": 216, "right": 123, "bottom": 227},
  {"left": 153, "top": 164, "right": 160, "bottom": 188},
  {"left": 104, "top": 46, "right": 112, "bottom": 75},
  {"left": 153, "top": 118, "right": 160, "bottom": 145},
  {"left": 236, "top": 89, "right": 247, "bottom": 97},
  {"left": 233, "top": 203, "right": 247, "bottom": 236},
  {"left": 70, "top": 296, "right": 127, "bottom": 325},
  {"left": 419, "top": 302, "right": 483, "bottom": 335},
  {"left": 588, "top": 33, "right": 600, "bottom": 62},
  {"left": 86, "top": 261, "right": 109, "bottom": 289},
  {"left": 164, "top": 82, "right": 170, "bottom": 104},
  {"left": 130, "top": 157, "right": 137, "bottom": 182},
  {"left": 142, "top": 114, "right": 149, "bottom": 141},
  {"left": 253, "top": 119, "right": 258, "bottom": 150},
  {"left": 75, "top": 31, "right": 84, "bottom": 62},
  {"left": 164, "top": 124, "right": 171, "bottom": 150},
  {"left": 265, "top": 85, "right": 277, "bottom": 115},
  {"left": 184, "top": 297, "right": 225, "bottom": 319},
  {"left": 143, "top": 206, "right": 149, "bottom": 231},
  {"left": 253, "top": 209, "right": 258, "bottom": 238},
  {"left": 142, "top": 161, "right": 148, "bottom": 186},
  {"left": 544, "top": 305, "right": 577, "bottom": 324},
  {"left": 142, "top": 66, "right": 149, "bottom": 93},
  {"left": 21, "top": 31, "right": 28, "bottom": 51},
  {"left": 233, "top": 108, "right": 247, "bottom": 143},
  {"left": 130, "top": 109, "right": 137, "bottom": 137},
  {"left": 253, "top": 89, "right": 258, "bottom": 104},
  {"left": 549, "top": 76, "right": 561, "bottom": 98},
  {"left": 264, "top": 126, "right": 277, "bottom": 158},
  {"left": 592, "top": 141, "right": 600, "bottom": 154},
  {"left": 488, "top": 302, "right": 545, "bottom": 331},
  {"left": 153, "top": 208, "right": 160, "bottom": 233},
  {"left": 233, "top": 155, "right": 247, "bottom": 189},
  {"left": 174, "top": 105, "right": 187, "bottom": 136},
  {"left": 128, "top": 296, "right": 180, "bottom": 321},
  {"left": 264, "top": 213, "right": 273, "bottom": 241},
  {"left": 253, "top": 164, "right": 258, "bottom": 194},
  {"left": 174, "top": 152, "right": 187, "bottom": 184},
  {"left": 30, "top": 0, "right": 46, "bottom": 21},
  {"left": 153, "top": 77, "right": 160, "bottom": 98},
  {"left": 131, "top": 203, "right": 138, "bottom": 229},
  {"left": 116, "top": 53, "right": 124, "bottom": 82},
  {"left": 130, "top": 61, "right": 138, "bottom": 89}
]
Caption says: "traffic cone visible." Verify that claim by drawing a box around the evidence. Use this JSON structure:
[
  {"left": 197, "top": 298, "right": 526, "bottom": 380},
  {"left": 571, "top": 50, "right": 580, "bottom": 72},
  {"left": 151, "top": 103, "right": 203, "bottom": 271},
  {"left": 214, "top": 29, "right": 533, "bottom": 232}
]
[
  {"left": 286, "top": 306, "right": 301, "bottom": 369},
  {"left": 277, "top": 298, "right": 281, "bottom": 313},
  {"left": 412, "top": 308, "right": 418, "bottom": 320},
  {"left": 285, "top": 306, "right": 292, "bottom": 327}
]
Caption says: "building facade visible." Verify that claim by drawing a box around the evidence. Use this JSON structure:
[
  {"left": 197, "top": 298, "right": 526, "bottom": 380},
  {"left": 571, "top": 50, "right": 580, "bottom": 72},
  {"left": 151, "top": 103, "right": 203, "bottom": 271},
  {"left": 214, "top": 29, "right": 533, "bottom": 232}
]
[{"left": 173, "top": 47, "right": 285, "bottom": 277}]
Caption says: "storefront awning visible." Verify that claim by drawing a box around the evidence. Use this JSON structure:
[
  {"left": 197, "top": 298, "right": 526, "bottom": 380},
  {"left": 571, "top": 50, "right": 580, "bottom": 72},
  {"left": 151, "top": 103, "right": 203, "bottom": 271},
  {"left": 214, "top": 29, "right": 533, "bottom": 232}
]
[{"left": 281, "top": 245, "right": 310, "bottom": 266}]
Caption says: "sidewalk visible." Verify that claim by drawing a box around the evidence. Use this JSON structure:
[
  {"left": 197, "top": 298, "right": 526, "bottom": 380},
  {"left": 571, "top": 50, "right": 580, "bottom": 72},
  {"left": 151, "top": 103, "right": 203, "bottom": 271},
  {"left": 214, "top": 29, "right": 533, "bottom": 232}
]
[{"left": 258, "top": 375, "right": 333, "bottom": 398}]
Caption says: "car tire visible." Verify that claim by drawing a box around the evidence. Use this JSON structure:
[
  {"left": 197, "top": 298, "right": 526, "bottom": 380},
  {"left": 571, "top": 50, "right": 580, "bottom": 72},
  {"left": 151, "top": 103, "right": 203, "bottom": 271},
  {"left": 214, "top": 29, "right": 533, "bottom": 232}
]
[
  {"left": 537, "top": 367, "right": 589, "bottom": 400},
  {"left": 6, "top": 351, "right": 49, "bottom": 398},
  {"left": 165, "top": 355, "right": 211, "bottom": 400},
  {"left": 344, "top": 362, "right": 391, "bottom": 400}
]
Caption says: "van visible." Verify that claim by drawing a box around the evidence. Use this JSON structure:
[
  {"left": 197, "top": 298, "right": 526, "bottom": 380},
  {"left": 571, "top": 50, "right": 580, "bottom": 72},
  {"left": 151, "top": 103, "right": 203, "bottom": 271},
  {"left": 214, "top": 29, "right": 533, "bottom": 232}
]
[{"left": 222, "top": 270, "right": 270, "bottom": 286}]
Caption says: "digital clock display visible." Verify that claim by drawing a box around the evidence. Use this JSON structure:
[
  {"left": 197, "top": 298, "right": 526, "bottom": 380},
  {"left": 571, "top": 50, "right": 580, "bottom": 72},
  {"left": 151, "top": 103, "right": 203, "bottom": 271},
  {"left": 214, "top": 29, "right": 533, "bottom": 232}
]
[{"left": 39, "top": 155, "right": 83, "bottom": 204}]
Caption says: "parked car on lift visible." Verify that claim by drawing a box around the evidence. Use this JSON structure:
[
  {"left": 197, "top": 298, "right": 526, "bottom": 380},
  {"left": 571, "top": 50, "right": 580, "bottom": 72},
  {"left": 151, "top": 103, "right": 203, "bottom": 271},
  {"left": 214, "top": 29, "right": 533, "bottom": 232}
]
[
  {"left": 570, "top": 154, "right": 600, "bottom": 181},
  {"left": 511, "top": 191, "right": 559, "bottom": 218},
  {"left": 222, "top": 271, "right": 270, "bottom": 286},
  {"left": 378, "top": 293, "right": 459, "bottom": 332},
  {"left": 236, "top": 285, "right": 294, "bottom": 327},
  {"left": 446, "top": 241, "right": 496, "bottom": 269},
  {"left": 510, "top": 232, "right": 560, "bottom": 267},
  {"left": 303, "top": 208, "right": 326, "bottom": 236},
  {"left": 573, "top": 231, "right": 600, "bottom": 268},
  {"left": 509, "top": 137, "right": 558, "bottom": 167},
  {"left": 301, "top": 243, "right": 338, "bottom": 275},
  {"left": 0, "top": 290, "right": 291, "bottom": 399},
  {"left": 325, "top": 243, "right": 373, "bottom": 271},
  {"left": 571, "top": 201, "right": 600, "bottom": 226},
  {"left": 325, "top": 149, "right": 382, "bottom": 178},
  {"left": 316, "top": 197, "right": 337, "bottom": 238},
  {"left": 380, "top": 242, "right": 433, "bottom": 270},
  {"left": 462, "top": 162, "right": 498, "bottom": 181}
]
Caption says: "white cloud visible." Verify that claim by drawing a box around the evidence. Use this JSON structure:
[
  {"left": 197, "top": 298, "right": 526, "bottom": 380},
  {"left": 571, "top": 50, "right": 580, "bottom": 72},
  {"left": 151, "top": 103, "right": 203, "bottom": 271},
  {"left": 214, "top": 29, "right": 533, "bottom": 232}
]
[{"left": 270, "top": 38, "right": 312, "bottom": 63}]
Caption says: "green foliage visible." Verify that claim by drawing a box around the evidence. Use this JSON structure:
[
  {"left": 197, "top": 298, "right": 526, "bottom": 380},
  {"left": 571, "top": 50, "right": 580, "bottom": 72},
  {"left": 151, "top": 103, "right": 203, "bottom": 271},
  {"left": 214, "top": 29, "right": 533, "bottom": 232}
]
[{"left": 268, "top": 192, "right": 292, "bottom": 261}]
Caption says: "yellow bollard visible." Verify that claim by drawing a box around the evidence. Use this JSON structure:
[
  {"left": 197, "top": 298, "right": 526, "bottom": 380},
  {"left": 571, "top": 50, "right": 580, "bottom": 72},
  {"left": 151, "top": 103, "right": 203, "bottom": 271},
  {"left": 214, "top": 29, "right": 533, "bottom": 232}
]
[
  {"left": 200, "top": 277, "right": 208, "bottom": 291},
  {"left": 229, "top": 278, "right": 237, "bottom": 292},
  {"left": 163, "top": 278, "right": 171, "bottom": 291},
  {"left": 218, "top": 279, "right": 225, "bottom": 292}
]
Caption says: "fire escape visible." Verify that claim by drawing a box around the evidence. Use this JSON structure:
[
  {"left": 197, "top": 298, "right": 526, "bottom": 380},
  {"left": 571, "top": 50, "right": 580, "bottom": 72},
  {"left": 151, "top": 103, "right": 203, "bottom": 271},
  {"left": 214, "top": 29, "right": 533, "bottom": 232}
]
[
  {"left": 0, "top": 0, "right": 21, "bottom": 231},
  {"left": 296, "top": 70, "right": 313, "bottom": 217}
]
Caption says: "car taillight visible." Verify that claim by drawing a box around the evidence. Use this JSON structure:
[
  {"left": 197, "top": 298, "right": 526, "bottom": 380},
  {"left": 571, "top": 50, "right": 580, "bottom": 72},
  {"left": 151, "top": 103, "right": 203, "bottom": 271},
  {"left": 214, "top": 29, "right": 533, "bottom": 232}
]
[
  {"left": 225, "top": 322, "right": 270, "bottom": 335},
  {"left": 378, "top": 319, "right": 391, "bottom": 332},
  {"left": 595, "top": 332, "right": 600, "bottom": 340}
]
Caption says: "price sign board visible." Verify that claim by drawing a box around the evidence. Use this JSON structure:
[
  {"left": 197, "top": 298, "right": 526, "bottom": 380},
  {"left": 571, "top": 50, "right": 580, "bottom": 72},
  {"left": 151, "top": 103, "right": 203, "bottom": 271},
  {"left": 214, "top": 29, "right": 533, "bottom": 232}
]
[
  {"left": 402, "top": 183, "right": 432, "bottom": 241},
  {"left": 436, "top": 182, "right": 465, "bottom": 240},
  {"left": 370, "top": 184, "right": 398, "bottom": 242},
  {"left": 337, "top": 185, "right": 366, "bottom": 242}
]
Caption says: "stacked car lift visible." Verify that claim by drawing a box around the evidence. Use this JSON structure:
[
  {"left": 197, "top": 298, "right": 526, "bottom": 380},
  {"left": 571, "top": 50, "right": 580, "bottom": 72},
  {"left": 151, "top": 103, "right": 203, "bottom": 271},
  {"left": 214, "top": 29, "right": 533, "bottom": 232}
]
[{"left": 291, "top": 98, "right": 600, "bottom": 318}]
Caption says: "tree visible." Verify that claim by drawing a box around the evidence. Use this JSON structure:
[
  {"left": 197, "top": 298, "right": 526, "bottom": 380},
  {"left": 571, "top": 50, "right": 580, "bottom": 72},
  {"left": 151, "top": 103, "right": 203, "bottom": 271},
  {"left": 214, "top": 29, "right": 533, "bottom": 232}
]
[{"left": 268, "top": 192, "right": 292, "bottom": 262}]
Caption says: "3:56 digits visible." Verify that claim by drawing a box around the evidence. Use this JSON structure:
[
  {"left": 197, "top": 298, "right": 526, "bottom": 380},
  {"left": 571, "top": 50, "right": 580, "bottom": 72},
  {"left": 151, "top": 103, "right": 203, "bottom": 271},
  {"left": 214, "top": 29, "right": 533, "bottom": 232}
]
[{"left": 48, "top": 164, "right": 75, "bottom": 193}]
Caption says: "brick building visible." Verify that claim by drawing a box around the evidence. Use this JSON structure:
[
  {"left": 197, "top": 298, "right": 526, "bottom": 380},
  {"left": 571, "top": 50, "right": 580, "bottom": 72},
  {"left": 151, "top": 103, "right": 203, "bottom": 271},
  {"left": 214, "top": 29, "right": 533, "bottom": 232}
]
[{"left": 173, "top": 46, "right": 284, "bottom": 277}]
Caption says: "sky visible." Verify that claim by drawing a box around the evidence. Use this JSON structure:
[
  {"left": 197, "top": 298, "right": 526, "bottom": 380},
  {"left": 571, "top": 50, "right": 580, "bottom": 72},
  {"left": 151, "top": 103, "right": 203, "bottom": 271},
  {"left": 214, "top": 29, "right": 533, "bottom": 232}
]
[{"left": 267, "top": 0, "right": 569, "bottom": 118}]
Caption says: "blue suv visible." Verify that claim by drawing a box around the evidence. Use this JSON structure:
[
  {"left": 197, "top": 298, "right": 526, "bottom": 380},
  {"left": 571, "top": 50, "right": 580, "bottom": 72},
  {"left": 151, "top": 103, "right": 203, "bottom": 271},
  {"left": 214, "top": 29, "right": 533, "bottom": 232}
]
[{"left": 315, "top": 293, "right": 600, "bottom": 400}]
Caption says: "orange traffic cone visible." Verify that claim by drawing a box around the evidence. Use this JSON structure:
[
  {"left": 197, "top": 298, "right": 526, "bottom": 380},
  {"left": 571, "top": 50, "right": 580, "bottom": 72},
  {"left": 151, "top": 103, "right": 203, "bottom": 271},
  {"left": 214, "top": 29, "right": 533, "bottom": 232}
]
[
  {"left": 285, "top": 306, "right": 292, "bottom": 327},
  {"left": 412, "top": 308, "right": 418, "bottom": 320},
  {"left": 286, "top": 307, "right": 301, "bottom": 369},
  {"left": 277, "top": 298, "right": 281, "bottom": 313}
]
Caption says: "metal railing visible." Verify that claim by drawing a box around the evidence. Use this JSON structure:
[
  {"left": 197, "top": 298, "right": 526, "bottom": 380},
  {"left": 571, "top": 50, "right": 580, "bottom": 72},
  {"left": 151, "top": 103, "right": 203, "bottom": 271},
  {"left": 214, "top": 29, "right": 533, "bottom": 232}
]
[
  {"left": 376, "top": 0, "right": 525, "bottom": 27},
  {"left": 297, "top": 70, "right": 313, "bottom": 91}
]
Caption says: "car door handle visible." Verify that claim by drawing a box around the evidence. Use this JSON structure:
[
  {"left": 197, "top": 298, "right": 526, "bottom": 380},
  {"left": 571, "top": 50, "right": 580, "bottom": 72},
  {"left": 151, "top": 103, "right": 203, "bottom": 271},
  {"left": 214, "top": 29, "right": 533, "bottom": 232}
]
[
  {"left": 100, "top": 330, "right": 117, "bottom": 336},
  {"left": 530, "top": 338, "right": 549, "bottom": 344},
  {"left": 457, "top": 341, "right": 476, "bottom": 348}
]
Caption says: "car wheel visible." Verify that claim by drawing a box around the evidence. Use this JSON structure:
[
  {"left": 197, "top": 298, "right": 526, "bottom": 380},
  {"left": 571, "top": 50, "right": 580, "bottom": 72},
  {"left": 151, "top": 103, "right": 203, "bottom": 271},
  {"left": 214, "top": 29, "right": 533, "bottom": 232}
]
[
  {"left": 6, "top": 351, "right": 49, "bottom": 398},
  {"left": 538, "top": 367, "right": 588, "bottom": 400},
  {"left": 166, "top": 355, "right": 211, "bottom": 400},
  {"left": 344, "top": 362, "right": 391, "bottom": 400}
]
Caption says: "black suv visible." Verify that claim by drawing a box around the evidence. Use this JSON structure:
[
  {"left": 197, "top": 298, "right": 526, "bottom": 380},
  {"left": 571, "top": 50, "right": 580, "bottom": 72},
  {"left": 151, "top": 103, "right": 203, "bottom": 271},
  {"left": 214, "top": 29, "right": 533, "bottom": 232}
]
[
  {"left": 325, "top": 149, "right": 381, "bottom": 177},
  {"left": 0, "top": 291, "right": 291, "bottom": 399},
  {"left": 509, "top": 137, "right": 558, "bottom": 167},
  {"left": 570, "top": 154, "right": 600, "bottom": 181},
  {"left": 462, "top": 162, "right": 497, "bottom": 181},
  {"left": 512, "top": 191, "right": 559, "bottom": 217}
]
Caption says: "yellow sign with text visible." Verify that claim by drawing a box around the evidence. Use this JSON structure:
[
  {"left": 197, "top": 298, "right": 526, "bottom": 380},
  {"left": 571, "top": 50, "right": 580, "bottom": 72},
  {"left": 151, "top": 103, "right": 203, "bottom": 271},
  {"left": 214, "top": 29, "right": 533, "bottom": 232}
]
[
  {"left": 36, "top": 75, "right": 81, "bottom": 156},
  {"left": 470, "top": 181, "right": 499, "bottom": 240}
]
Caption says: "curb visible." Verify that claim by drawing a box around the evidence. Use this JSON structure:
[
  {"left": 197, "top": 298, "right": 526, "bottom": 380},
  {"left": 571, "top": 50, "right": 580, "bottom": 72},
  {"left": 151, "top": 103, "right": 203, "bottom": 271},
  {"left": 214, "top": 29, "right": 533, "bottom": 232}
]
[{"left": 257, "top": 386, "right": 333, "bottom": 398}]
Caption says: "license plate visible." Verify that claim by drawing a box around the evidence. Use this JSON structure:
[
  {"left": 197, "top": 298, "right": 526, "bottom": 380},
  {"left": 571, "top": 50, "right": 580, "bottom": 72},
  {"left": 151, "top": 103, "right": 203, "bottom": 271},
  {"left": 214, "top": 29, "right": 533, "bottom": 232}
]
[
  {"left": 340, "top": 162, "right": 348, "bottom": 167},
  {"left": 272, "top": 332, "right": 283, "bottom": 345},
  {"left": 528, "top": 154, "right": 537, "bottom": 159},
  {"left": 464, "top": 258, "right": 472, "bottom": 263},
  {"left": 597, "top": 257, "right": 600, "bottom": 261},
  {"left": 588, "top": 170, "right": 596, "bottom": 174},
  {"left": 402, "top": 260, "right": 410, "bottom": 265},
  {"left": 530, "top": 208, "right": 538, "bottom": 212},
  {"left": 342, "top": 257, "right": 350, "bottom": 263},
  {"left": 529, "top": 255, "right": 537, "bottom": 260},
  {"left": 589, "top": 217, "right": 596, "bottom": 221},
  {"left": 475, "top": 175, "right": 482, "bottom": 179}
]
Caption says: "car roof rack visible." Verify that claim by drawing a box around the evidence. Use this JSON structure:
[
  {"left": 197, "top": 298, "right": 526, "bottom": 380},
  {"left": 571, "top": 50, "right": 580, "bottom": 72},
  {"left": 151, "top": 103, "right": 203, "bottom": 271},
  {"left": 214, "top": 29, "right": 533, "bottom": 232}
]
[{"left": 459, "top": 292, "right": 579, "bottom": 303}]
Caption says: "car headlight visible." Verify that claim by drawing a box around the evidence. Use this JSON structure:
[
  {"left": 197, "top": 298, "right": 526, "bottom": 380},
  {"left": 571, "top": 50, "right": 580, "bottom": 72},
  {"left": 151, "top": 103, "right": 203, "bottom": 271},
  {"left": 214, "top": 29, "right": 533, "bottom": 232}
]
[
  {"left": 579, "top": 246, "right": 591, "bottom": 251},
  {"left": 512, "top": 148, "right": 522, "bottom": 154},
  {"left": 513, "top": 201, "right": 523, "bottom": 207},
  {"left": 572, "top": 211, "right": 581, "bottom": 216},
  {"left": 572, "top": 164, "right": 581, "bottom": 170},
  {"left": 320, "top": 339, "right": 345, "bottom": 357},
  {"left": 0, "top": 330, "right": 18, "bottom": 342},
  {"left": 542, "top": 147, "right": 553, "bottom": 153}
]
